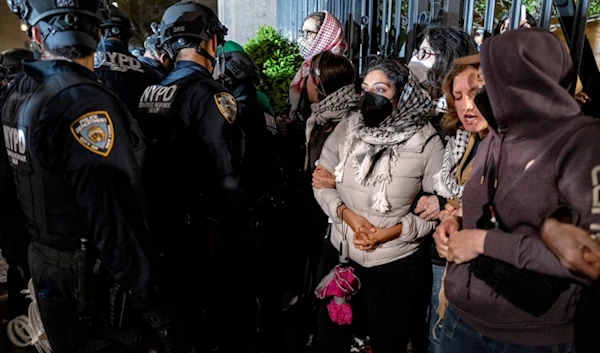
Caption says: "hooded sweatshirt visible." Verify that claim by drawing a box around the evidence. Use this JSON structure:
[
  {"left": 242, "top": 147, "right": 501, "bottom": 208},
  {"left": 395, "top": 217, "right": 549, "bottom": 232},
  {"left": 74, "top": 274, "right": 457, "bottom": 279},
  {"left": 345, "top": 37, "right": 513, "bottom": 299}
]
[{"left": 444, "top": 28, "right": 600, "bottom": 346}]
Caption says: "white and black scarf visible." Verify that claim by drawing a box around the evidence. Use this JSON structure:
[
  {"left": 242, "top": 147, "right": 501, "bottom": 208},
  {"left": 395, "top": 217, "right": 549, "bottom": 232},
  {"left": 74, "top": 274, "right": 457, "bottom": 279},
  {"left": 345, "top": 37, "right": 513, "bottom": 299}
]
[
  {"left": 305, "top": 84, "right": 360, "bottom": 144},
  {"left": 334, "top": 74, "right": 433, "bottom": 213},
  {"left": 433, "top": 129, "right": 470, "bottom": 200}
]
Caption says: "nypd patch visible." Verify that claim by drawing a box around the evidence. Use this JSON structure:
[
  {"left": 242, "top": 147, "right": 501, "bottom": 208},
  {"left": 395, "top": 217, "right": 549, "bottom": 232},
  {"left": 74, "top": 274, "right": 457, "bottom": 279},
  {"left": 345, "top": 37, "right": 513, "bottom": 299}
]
[
  {"left": 70, "top": 111, "right": 114, "bottom": 157},
  {"left": 214, "top": 93, "right": 237, "bottom": 124}
]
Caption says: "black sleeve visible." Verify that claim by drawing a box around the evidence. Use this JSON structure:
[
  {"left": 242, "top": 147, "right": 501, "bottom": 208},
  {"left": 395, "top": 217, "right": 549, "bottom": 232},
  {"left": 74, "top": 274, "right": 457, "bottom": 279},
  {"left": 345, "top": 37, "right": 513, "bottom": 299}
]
[
  {"left": 0, "top": 79, "right": 31, "bottom": 275},
  {"left": 0, "top": 124, "right": 30, "bottom": 274},
  {"left": 196, "top": 89, "right": 248, "bottom": 239},
  {"left": 47, "top": 85, "right": 163, "bottom": 315}
]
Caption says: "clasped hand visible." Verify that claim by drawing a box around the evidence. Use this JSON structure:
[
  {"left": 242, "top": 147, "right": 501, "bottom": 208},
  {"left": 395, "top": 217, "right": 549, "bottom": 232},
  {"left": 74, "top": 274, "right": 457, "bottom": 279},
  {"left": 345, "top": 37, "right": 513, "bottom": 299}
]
[
  {"left": 342, "top": 207, "right": 398, "bottom": 251},
  {"left": 433, "top": 216, "right": 486, "bottom": 264}
]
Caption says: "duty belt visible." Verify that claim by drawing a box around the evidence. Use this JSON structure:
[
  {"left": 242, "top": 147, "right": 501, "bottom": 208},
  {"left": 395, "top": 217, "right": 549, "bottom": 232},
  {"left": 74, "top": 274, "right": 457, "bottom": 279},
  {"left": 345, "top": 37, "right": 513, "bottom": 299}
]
[{"left": 32, "top": 241, "right": 76, "bottom": 269}]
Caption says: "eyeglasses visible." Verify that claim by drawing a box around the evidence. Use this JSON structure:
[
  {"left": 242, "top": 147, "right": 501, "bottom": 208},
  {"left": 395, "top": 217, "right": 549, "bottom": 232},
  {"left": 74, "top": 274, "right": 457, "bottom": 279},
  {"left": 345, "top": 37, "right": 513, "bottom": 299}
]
[
  {"left": 298, "top": 29, "right": 318, "bottom": 39},
  {"left": 413, "top": 48, "right": 436, "bottom": 61}
]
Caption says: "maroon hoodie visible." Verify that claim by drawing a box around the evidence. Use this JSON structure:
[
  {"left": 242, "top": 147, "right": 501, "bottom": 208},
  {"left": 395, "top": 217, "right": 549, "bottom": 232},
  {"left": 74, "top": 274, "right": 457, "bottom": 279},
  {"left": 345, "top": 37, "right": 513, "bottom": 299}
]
[{"left": 445, "top": 28, "right": 600, "bottom": 346}]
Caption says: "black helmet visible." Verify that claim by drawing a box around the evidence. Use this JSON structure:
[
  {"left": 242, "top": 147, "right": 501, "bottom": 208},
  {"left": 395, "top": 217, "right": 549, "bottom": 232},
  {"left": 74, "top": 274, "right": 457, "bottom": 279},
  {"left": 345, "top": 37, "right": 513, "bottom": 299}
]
[
  {"left": 0, "top": 48, "right": 34, "bottom": 82},
  {"left": 159, "top": 1, "right": 228, "bottom": 59},
  {"left": 224, "top": 51, "right": 260, "bottom": 84},
  {"left": 6, "top": 0, "right": 102, "bottom": 50},
  {"left": 97, "top": 3, "right": 135, "bottom": 41},
  {"left": 144, "top": 33, "right": 160, "bottom": 52}
]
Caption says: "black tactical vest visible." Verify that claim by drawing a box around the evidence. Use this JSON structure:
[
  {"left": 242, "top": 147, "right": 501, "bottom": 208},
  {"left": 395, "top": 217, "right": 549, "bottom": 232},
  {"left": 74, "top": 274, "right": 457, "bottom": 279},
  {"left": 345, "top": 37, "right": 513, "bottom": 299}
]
[{"left": 1, "top": 72, "right": 144, "bottom": 250}]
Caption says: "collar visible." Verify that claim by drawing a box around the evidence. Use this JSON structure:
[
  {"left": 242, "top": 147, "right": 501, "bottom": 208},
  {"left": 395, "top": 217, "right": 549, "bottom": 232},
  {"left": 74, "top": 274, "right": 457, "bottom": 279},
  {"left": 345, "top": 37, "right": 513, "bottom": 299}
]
[
  {"left": 23, "top": 59, "right": 101, "bottom": 84},
  {"left": 164, "top": 60, "right": 212, "bottom": 83},
  {"left": 104, "top": 39, "right": 131, "bottom": 55}
]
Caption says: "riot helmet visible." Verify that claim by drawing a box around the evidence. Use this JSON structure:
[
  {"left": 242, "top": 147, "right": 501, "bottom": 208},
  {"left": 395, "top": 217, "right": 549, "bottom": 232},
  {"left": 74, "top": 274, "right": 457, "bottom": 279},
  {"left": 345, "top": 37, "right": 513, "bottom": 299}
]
[
  {"left": 97, "top": 3, "right": 135, "bottom": 43},
  {"left": 6, "top": 0, "right": 103, "bottom": 50},
  {"left": 223, "top": 50, "right": 260, "bottom": 85},
  {"left": 159, "top": 1, "right": 228, "bottom": 64},
  {"left": 144, "top": 33, "right": 162, "bottom": 57},
  {"left": 0, "top": 48, "right": 33, "bottom": 85}
]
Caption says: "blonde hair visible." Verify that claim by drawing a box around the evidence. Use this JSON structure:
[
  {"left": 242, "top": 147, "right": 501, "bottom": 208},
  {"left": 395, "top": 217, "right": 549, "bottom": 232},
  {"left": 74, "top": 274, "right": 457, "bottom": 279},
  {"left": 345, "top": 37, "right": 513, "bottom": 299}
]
[{"left": 441, "top": 64, "right": 477, "bottom": 135}]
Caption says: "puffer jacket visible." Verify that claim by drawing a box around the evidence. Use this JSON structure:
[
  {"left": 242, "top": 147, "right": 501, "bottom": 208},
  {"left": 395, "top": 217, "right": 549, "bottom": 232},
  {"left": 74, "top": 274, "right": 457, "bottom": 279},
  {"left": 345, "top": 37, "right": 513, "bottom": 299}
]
[{"left": 314, "top": 115, "right": 444, "bottom": 267}]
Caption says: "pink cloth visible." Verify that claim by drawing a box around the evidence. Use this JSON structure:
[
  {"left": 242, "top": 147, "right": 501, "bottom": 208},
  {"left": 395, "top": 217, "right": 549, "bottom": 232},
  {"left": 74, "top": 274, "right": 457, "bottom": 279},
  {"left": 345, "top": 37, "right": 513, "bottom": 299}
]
[
  {"left": 289, "top": 11, "right": 347, "bottom": 119},
  {"left": 315, "top": 264, "right": 361, "bottom": 325}
]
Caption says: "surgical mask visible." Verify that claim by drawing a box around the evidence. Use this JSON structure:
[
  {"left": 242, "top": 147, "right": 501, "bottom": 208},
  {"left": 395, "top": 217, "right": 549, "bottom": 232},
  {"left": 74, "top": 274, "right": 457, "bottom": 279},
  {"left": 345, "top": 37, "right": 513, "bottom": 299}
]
[
  {"left": 407, "top": 57, "right": 433, "bottom": 84},
  {"left": 297, "top": 37, "right": 312, "bottom": 58},
  {"left": 360, "top": 92, "right": 393, "bottom": 127},
  {"left": 94, "top": 37, "right": 107, "bottom": 69}
]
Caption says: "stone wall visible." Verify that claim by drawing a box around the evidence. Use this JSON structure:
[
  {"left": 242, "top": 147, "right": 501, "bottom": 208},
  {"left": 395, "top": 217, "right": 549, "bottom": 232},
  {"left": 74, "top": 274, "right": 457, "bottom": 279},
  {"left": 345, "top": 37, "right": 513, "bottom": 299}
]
[{"left": 218, "top": 0, "right": 277, "bottom": 45}]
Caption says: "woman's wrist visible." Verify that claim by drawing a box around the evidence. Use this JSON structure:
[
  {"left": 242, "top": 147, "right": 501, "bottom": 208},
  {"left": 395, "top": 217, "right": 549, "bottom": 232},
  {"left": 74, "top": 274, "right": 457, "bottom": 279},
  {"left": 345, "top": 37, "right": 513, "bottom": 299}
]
[{"left": 337, "top": 203, "right": 348, "bottom": 219}]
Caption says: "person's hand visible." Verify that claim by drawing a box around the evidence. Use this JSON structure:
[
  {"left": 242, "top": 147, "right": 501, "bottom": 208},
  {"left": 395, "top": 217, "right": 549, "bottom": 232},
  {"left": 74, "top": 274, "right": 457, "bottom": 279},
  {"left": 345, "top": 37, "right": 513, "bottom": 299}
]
[
  {"left": 414, "top": 196, "right": 441, "bottom": 221},
  {"left": 353, "top": 225, "right": 402, "bottom": 251},
  {"left": 312, "top": 165, "right": 336, "bottom": 189},
  {"left": 433, "top": 216, "right": 461, "bottom": 258},
  {"left": 276, "top": 114, "right": 289, "bottom": 134},
  {"left": 541, "top": 218, "right": 600, "bottom": 280},
  {"left": 341, "top": 208, "right": 376, "bottom": 235},
  {"left": 576, "top": 92, "right": 591, "bottom": 106},
  {"left": 446, "top": 229, "right": 486, "bottom": 264},
  {"left": 353, "top": 230, "right": 376, "bottom": 251}
]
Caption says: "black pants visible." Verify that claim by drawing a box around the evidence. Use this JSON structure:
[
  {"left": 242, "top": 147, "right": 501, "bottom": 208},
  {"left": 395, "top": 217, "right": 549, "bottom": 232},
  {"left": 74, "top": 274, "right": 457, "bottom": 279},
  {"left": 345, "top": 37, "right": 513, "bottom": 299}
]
[
  {"left": 315, "top": 241, "right": 432, "bottom": 353},
  {"left": 6, "top": 259, "right": 30, "bottom": 320},
  {"left": 28, "top": 243, "right": 147, "bottom": 353}
]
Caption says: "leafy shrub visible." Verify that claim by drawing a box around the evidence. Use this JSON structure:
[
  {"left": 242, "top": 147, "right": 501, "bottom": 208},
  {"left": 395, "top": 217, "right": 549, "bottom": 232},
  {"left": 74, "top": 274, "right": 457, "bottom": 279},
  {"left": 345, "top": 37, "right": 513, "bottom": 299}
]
[{"left": 245, "top": 25, "right": 304, "bottom": 114}]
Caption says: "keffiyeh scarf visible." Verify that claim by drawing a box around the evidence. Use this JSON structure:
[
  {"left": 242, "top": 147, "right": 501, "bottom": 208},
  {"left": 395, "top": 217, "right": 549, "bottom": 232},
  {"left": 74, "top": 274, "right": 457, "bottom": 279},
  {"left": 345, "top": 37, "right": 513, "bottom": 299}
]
[
  {"left": 334, "top": 74, "right": 434, "bottom": 213},
  {"left": 289, "top": 11, "right": 347, "bottom": 119},
  {"left": 433, "top": 130, "right": 470, "bottom": 200},
  {"left": 305, "top": 84, "right": 360, "bottom": 144}
]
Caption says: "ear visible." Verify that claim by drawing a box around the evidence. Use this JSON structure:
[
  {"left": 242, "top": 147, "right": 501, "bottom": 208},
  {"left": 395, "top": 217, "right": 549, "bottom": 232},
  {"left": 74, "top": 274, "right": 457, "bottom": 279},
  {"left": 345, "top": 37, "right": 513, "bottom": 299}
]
[
  {"left": 31, "top": 26, "right": 43, "bottom": 46},
  {"left": 96, "top": 28, "right": 102, "bottom": 43},
  {"left": 211, "top": 34, "right": 218, "bottom": 55}
]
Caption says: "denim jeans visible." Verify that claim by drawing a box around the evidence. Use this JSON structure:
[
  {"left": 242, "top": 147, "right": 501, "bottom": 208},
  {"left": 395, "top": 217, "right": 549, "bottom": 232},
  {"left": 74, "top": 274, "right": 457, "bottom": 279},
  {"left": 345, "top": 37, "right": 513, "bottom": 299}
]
[
  {"left": 428, "top": 264, "right": 445, "bottom": 353},
  {"left": 439, "top": 305, "right": 576, "bottom": 353}
]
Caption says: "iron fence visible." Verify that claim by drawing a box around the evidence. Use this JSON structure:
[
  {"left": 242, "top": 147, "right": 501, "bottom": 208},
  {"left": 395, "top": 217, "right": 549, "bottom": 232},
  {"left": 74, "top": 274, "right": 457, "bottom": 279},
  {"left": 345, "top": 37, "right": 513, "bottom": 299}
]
[{"left": 276, "top": 0, "right": 597, "bottom": 86}]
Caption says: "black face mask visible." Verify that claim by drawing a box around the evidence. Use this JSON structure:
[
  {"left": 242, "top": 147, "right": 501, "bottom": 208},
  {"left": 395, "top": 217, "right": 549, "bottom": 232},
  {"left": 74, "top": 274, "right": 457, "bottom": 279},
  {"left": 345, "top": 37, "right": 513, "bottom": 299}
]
[
  {"left": 360, "top": 92, "right": 393, "bottom": 127},
  {"left": 474, "top": 86, "right": 498, "bottom": 131}
]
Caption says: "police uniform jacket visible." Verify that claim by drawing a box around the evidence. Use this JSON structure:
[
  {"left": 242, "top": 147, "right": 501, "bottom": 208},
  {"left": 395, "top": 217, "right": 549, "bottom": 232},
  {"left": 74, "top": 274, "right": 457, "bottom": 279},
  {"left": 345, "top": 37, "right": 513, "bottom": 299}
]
[
  {"left": 0, "top": 60, "right": 166, "bottom": 322},
  {"left": 232, "top": 82, "right": 280, "bottom": 206},
  {"left": 96, "top": 39, "right": 161, "bottom": 116},
  {"left": 137, "top": 60, "right": 246, "bottom": 242},
  {"left": 138, "top": 55, "right": 168, "bottom": 79}
]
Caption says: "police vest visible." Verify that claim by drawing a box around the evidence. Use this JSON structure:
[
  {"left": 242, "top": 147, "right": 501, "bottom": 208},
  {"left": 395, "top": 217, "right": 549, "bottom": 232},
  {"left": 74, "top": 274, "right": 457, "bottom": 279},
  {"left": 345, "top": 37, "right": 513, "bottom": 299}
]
[{"left": 1, "top": 72, "right": 142, "bottom": 249}]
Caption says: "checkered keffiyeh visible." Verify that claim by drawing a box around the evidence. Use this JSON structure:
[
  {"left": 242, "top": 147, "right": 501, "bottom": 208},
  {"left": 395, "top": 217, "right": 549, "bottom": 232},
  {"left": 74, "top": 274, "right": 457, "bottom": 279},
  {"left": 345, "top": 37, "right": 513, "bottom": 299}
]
[
  {"left": 289, "top": 11, "right": 348, "bottom": 119},
  {"left": 334, "top": 73, "right": 434, "bottom": 213}
]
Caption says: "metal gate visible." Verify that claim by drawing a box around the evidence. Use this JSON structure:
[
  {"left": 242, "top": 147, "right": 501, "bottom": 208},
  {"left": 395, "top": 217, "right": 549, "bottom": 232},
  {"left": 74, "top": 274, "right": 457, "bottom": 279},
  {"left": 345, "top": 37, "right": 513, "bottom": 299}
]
[{"left": 276, "top": 0, "right": 597, "bottom": 89}]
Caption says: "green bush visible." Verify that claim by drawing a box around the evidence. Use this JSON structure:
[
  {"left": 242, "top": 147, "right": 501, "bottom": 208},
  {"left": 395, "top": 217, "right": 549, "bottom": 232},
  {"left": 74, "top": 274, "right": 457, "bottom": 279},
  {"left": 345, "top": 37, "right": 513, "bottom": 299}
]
[{"left": 244, "top": 25, "right": 304, "bottom": 114}]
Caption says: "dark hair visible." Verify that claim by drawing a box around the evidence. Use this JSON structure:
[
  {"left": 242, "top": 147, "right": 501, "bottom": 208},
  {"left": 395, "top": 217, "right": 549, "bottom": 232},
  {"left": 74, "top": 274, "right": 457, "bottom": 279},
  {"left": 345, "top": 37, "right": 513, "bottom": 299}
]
[
  {"left": 34, "top": 22, "right": 97, "bottom": 60},
  {"left": 305, "top": 12, "right": 326, "bottom": 32},
  {"left": 362, "top": 57, "right": 409, "bottom": 99},
  {"left": 421, "top": 25, "right": 478, "bottom": 97},
  {"left": 44, "top": 45, "right": 94, "bottom": 60},
  {"left": 309, "top": 50, "right": 356, "bottom": 99},
  {"left": 493, "top": 12, "right": 537, "bottom": 36}
]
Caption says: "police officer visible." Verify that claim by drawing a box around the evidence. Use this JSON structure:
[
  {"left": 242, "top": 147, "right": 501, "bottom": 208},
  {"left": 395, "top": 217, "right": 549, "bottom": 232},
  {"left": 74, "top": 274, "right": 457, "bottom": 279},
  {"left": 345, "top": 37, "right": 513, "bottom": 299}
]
[
  {"left": 2, "top": 0, "right": 187, "bottom": 351},
  {"left": 137, "top": 1, "right": 256, "bottom": 351},
  {"left": 95, "top": 2, "right": 161, "bottom": 115},
  {"left": 0, "top": 48, "right": 34, "bottom": 92},
  {"left": 138, "top": 33, "right": 173, "bottom": 78},
  {"left": 217, "top": 41, "right": 287, "bottom": 353},
  {"left": 0, "top": 47, "right": 34, "bottom": 321}
]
